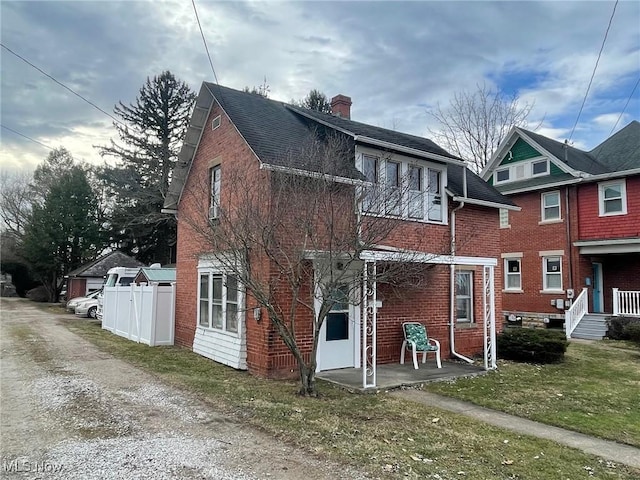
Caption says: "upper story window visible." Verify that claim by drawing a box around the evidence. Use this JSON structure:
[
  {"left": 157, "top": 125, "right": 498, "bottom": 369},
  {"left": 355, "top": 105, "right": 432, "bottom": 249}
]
[
  {"left": 499, "top": 208, "right": 510, "bottom": 228},
  {"left": 541, "top": 191, "right": 561, "bottom": 222},
  {"left": 427, "top": 168, "right": 442, "bottom": 222},
  {"left": 408, "top": 165, "right": 423, "bottom": 219},
  {"left": 494, "top": 157, "right": 550, "bottom": 185},
  {"left": 362, "top": 155, "right": 380, "bottom": 213},
  {"left": 359, "top": 153, "right": 445, "bottom": 224},
  {"left": 209, "top": 165, "right": 221, "bottom": 220},
  {"left": 598, "top": 180, "right": 627, "bottom": 216},
  {"left": 385, "top": 161, "right": 401, "bottom": 216}
]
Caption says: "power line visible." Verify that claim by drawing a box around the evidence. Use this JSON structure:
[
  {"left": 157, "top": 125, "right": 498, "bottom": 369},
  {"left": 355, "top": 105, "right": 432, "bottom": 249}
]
[
  {"left": 1, "top": 124, "right": 53, "bottom": 151},
  {"left": 607, "top": 75, "right": 639, "bottom": 137},
  {"left": 1, "top": 43, "right": 124, "bottom": 127},
  {"left": 568, "top": 0, "right": 619, "bottom": 142},
  {"left": 191, "top": 0, "right": 219, "bottom": 85}
]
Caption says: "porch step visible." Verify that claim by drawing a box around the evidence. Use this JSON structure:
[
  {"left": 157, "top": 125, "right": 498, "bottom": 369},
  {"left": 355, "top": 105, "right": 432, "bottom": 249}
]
[{"left": 570, "top": 314, "right": 608, "bottom": 340}]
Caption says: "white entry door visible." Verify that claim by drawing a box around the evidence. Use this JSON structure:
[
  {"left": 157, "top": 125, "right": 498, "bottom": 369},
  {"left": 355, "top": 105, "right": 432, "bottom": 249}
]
[{"left": 318, "top": 284, "right": 356, "bottom": 371}]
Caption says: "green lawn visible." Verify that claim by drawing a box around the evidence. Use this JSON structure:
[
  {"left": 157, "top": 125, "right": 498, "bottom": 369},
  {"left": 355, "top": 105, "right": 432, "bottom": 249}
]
[
  {"left": 60, "top": 318, "right": 640, "bottom": 480},
  {"left": 427, "top": 341, "right": 640, "bottom": 448}
]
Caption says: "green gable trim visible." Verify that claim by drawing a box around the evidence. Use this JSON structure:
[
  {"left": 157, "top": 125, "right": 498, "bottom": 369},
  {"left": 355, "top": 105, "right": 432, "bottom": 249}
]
[
  {"left": 501, "top": 138, "right": 541, "bottom": 165},
  {"left": 550, "top": 162, "right": 563, "bottom": 176}
]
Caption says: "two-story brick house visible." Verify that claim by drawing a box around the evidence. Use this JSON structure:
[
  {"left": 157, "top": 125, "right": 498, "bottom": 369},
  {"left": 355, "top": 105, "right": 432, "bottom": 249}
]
[
  {"left": 163, "top": 83, "right": 517, "bottom": 388},
  {"left": 482, "top": 121, "right": 640, "bottom": 338}
]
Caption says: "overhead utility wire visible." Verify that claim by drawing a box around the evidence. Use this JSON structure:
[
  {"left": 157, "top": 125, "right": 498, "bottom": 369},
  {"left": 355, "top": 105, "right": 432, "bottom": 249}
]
[
  {"left": 191, "top": 0, "right": 220, "bottom": 85},
  {"left": 1, "top": 43, "right": 124, "bottom": 127},
  {"left": 1, "top": 124, "right": 53, "bottom": 151},
  {"left": 568, "top": 0, "right": 618, "bottom": 142},
  {"left": 607, "top": 75, "right": 639, "bottom": 137}
]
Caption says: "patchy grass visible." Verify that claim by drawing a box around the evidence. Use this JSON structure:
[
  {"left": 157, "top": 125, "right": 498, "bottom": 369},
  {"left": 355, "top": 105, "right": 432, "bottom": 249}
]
[
  {"left": 428, "top": 341, "right": 640, "bottom": 448},
  {"left": 63, "top": 319, "right": 640, "bottom": 479}
]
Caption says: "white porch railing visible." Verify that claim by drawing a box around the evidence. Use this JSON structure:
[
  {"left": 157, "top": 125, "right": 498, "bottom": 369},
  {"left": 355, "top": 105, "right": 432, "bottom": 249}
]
[
  {"left": 565, "top": 287, "right": 588, "bottom": 339},
  {"left": 613, "top": 288, "right": 640, "bottom": 317}
]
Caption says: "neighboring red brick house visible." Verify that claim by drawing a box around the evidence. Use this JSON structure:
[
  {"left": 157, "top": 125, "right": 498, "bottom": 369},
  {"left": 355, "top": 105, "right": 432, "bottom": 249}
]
[
  {"left": 482, "top": 121, "right": 640, "bottom": 338},
  {"left": 163, "top": 83, "right": 516, "bottom": 388}
]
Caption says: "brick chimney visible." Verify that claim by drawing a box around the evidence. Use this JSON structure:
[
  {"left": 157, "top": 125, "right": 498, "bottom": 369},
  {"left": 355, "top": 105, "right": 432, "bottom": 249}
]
[{"left": 330, "top": 94, "right": 352, "bottom": 119}]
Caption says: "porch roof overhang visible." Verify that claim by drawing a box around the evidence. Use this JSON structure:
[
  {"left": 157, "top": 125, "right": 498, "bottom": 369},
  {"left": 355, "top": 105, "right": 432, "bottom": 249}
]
[
  {"left": 359, "top": 249, "right": 497, "bottom": 267},
  {"left": 574, "top": 238, "right": 640, "bottom": 255}
]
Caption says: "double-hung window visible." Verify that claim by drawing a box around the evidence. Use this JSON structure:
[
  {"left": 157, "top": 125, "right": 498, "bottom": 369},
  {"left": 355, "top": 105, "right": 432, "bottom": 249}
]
[
  {"left": 541, "top": 191, "right": 560, "bottom": 221},
  {"left": 385, "top": 161, "right": 401, "bottom": 216},
  {"left": 408, "top": 165, "right": 424, "bottom": 219},
  {"left": 543, "top": 256, "right": 562, "bottom": 291},
  {"left": 456, "top": 271, "right": 473, "bottom": 323},
  {"left": 362, "top": 155, "right": 379, "bottom": 213},
  {"left": 427, "top": 168, "right": 442, "bottom": 222},
  {"left": 598, "top": 180, "right": 627, "bottom": 216},
  {"left": 198, "top": 271, "right": 240, "bottom": 333},
  {"left": 209, "top": 165, "right": 221, "bottom": 220},
  {"left": 504, "top": 258, "right": 521, "bottom": 290}
]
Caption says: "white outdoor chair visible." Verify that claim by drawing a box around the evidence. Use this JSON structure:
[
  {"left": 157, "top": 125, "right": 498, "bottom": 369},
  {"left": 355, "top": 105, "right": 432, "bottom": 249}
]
[{"left": 400, "top": 322, "right": 442, "bottom": 369}]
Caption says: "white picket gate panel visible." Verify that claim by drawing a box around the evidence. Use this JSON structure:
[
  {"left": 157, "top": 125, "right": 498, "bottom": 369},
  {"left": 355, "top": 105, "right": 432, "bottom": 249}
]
[{"left": 102, "top": 284, "right": 175, "bottom": 346}]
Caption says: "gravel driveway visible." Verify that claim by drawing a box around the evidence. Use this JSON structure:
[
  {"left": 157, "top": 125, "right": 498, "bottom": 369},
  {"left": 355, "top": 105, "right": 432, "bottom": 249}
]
[{"left": 0, "top": 298, "right": 369, "bottom": 479}]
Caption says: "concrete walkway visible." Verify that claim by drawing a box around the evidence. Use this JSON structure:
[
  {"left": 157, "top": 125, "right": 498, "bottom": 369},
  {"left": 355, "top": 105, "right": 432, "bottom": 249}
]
[{"left": 392, "top": 390, "right": 640, "bottom": 469}]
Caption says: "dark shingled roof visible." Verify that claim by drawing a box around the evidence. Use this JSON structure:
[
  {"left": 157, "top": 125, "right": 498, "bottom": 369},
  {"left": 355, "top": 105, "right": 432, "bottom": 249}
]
[
  {"left": 448, "top": 164, "right": 516, "bottom": 206},
  {"left": 67, "top": 251, "right": 144, "bottom": 278},
  {"left": 286, "top": 104, "right": 457, "bottom": 160},
  {"left": 165, "top": 83, "right": 515, "bottom": 211},
  {"left": 588, "top": 120, "right": 640, "bottom": 171},
  {"left": 518, "top": 128, "right": 610, "bottom": 175}
]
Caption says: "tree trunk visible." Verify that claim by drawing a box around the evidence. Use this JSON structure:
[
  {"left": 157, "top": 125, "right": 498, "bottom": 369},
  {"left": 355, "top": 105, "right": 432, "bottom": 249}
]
[{"left": 297, "top": 363, "right": 318, "bottom": 396}]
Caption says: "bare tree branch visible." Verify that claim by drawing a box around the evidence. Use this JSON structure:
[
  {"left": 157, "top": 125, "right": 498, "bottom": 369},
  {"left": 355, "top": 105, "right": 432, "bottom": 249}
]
[{"left": 427, "top": 83, "right": 537, "bottom": 172}]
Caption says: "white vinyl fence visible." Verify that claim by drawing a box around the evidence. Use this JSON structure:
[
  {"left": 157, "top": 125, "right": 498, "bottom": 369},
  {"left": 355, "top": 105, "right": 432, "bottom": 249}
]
[{"left": 102, "top": 284, "right": 175, "bottom": 346}]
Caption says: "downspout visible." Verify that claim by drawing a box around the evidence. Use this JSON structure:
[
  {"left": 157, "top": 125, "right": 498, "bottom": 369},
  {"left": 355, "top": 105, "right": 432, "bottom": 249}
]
[
  {"left": 565, "top": 187, "right": 573, "bottom": 292},
  {"left": 449, "top": 169, "right": 473, "bottom": 364}
]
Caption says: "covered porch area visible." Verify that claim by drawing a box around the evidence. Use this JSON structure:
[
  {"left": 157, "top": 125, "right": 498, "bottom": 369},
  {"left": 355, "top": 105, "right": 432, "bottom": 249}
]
[
  {"left": 318, "top": 361, "right": 486, "bottom": 393},
  {"left": 357, "top": 249, "right": 498, "bottom": 390}
]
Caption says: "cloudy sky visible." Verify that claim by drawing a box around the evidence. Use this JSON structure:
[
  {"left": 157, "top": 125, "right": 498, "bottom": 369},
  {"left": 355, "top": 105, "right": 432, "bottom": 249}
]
[{"left": 1, "top": 0, "right": 639, "bottom": 172}]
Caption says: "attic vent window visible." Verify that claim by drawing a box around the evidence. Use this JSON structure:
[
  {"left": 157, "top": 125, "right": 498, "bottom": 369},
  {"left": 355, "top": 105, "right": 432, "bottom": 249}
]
[{"left": 211, "top": 115, "right": 221, "bottom": 131}]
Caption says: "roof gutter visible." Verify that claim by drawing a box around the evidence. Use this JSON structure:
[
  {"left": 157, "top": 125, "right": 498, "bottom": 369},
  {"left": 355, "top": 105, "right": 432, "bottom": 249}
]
[
  {"left": 259, "top": 163, "right": 366, "bottom": 186},
  {"left": 451, "top": 196, "right": 521, "bottom": 211}
]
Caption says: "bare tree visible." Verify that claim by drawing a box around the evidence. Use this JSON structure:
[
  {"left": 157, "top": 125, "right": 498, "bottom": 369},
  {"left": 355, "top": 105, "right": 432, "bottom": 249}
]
[
  {"left": 427, "top": 83, "right": 536, "bottom": 173},
  {"left": 0, "top": 169, "right": 33, "bottom": 238},
  {"left": 181, "top": 133, "right": 448, "bottom": 396}
]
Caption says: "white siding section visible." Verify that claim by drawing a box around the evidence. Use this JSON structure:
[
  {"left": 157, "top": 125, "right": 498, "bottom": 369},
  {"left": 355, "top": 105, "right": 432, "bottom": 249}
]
[
  {"left": 194, "top": 253, "right": 247, "bottom": 370},
  {"left": 193, "top": 322, "right": 247, "bottom": 370}
]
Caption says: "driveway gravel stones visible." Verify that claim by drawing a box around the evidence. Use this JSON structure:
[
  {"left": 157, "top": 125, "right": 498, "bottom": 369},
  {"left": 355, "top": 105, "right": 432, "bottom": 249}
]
[{"left": 0, "top": 299, "right": 369, "bottom": 479}]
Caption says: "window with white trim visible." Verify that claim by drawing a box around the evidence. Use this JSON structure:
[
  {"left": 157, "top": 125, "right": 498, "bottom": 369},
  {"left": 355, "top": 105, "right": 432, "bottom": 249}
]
[
  {"left": 543, "top": 256, "right": 562, "bottom": 291},
  {"left": 598, "top": 180, "right": 627, "bottom": 216},
  {"left": 531, "top": 159, "right": 549, "bottom": 176},
  {"left": 358, "top": 153, "right": 445, "bottom": 223},
  {"left": 541, "top": 191, "right": 560, "bottom": 221},
  {"left": 499, "top": 208, "right": 509, "bottom": 228},
  {"left": 362, "top": 155, "right": 380, "bottom": 213},
  {"left": 408, "top": 165, "right": 424, "bottom": 219},
  {"left": 209, "top": 165, "right": 221, "bottom": 220},
  {"left": 455, "top": 270, "right": 473, "bottom": 323},
  {"left": 504, "top": 258, "right": 521, "bottom": 290},
  {"left": 198, "top": 271, "right": 240, "bottom": 333},
  {"left": 494, "top": 157, "right": 550, "bottom": 185},
  {"left": 385, "top": 161, "right": 401, "bottom": 216},
  {"left": 427, "top": 168, "right": 443, "bottom": 221}
]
